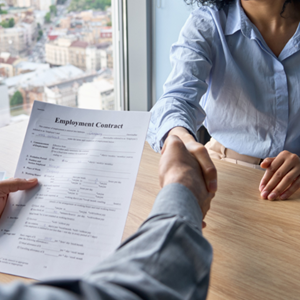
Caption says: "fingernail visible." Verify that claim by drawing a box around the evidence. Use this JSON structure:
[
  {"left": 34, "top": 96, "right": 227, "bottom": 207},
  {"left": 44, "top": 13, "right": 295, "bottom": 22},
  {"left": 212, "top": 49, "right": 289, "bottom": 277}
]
[
  {"left": 261, "top": 191, "right": 268, "bottom": 199},
  {"left": 209, "top": 180, "right": 217, "bottom": 192},
  {"left": 280, "top": 193, "right": 287, "bottom": 200},
  {"left": 259, "top": 184, "right": 265, "bottom": 192},
  {"left": 268, "top": 193, "right": 277, "bottom": 200},
  {"left": 27, "top": 178, "right": 37, "bottom": 183}
]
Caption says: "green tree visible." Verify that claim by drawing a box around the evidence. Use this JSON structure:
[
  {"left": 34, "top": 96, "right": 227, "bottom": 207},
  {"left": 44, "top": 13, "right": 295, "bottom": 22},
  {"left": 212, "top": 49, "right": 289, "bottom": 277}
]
[
  {"left": 69, "top": 0, "right": 111, "bottom": 12},
  {"left": 45, "top": 12, "right": 51, "bottom": 23},
  {"left": 8, "top": 18, "right": 14, "bottom": 27},
  {"left": 37, "top": 29, "right": 43, "bottom": 41},
  {"left": 49, "top": 5, "right": 57, "bottom": 16},
  {"left": 10, "top": 91, "right": 23, "bottom": 107},
  {"left": 0, "top": 18, "right": 15, "bottom": 28},
  {"left": 0, "top": 3, "right": 7, "bottom": 15}
]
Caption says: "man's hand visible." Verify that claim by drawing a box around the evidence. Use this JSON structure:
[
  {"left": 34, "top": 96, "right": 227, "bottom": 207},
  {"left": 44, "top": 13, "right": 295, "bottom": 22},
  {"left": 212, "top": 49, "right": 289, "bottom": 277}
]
[
  {"left": 168, "top": 127, "right": 218, "bottom": 194},
  {"left": 0, "top": 178, "right": 38, "bottom": 217},
  {"left": 260, "top": 151, "right": 300, "bottom": 200},
  {"left": 159, "top": 135, "right": 216, "bottom": 227}
]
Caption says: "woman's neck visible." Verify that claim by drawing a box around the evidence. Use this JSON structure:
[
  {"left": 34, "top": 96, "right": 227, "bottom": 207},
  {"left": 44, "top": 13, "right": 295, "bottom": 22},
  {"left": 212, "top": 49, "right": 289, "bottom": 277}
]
[
  {"left": 241, "top": 0, "right": 300, "bottom": 56},
  {"left": 241, "top": 0, "right": 299, "bottom": 30}
]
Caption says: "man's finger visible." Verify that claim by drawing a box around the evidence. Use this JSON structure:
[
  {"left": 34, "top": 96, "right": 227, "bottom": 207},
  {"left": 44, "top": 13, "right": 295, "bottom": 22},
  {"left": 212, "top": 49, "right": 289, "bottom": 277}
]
[
  {"left": 159, "top": 135, "right": 187, "bottom": 188},
  {"left": 187, "top": 143, "right": 217, "bottom": 193},
  {"left": 0, "top": 178, "right": 38, "bottom": 195},
  {"left": 162, "top": 135, "right": 186, "bottom": 156}
]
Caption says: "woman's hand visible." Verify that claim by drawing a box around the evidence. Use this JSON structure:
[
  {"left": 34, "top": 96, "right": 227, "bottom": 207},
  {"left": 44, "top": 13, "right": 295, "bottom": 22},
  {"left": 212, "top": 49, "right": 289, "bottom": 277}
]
[
  {"left": 260, "top": 151, "right": 300, "bottom": 200},
  {"left": 0, "top": 178, "right": 38, "bottom": 217}
]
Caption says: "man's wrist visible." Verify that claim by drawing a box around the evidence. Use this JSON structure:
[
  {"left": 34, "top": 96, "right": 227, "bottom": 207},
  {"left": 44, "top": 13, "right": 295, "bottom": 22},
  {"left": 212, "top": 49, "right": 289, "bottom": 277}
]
[{"left": 149, "top": 183, "right": 203, "bottom": 227}]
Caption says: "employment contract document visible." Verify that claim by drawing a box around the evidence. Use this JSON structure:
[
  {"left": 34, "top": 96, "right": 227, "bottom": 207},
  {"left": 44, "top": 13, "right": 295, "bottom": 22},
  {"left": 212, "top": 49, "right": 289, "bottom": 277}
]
[{"left": 0, "top": 101, "right": 151, "bottom": 280}]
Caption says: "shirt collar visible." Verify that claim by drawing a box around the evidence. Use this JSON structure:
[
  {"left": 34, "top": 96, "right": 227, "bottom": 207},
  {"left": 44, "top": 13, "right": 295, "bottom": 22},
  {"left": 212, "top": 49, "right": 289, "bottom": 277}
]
[
  {"left": 225, "top": 0, "right": 258, "bottom": 40},
  {"left": 225, "top": 0, "right": 242, "bottom": 36},
  {"left": 225, "top": 0, "right": 300, "bottom": 59}
]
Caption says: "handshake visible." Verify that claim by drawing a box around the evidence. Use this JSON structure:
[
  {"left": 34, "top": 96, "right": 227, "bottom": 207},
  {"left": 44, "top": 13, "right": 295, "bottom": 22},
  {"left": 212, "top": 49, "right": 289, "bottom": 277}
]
[{"left": 160, "top": 135, "right": 217, "bottom": 226}]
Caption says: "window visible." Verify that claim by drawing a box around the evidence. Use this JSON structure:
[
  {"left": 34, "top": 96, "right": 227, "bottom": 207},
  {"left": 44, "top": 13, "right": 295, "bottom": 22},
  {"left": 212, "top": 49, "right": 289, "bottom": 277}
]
[
  {"left": 112, "top": 0, "right": 195, "bottom": 111},
  {"left": 0, "top": 0, "right": 123, "bottom": 128},
  {"left": 152, "top": 0, "right": 192, "bottom": 103}
]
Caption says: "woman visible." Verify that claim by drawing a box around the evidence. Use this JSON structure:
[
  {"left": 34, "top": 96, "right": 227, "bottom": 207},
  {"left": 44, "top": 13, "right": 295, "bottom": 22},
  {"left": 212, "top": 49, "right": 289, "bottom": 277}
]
[{"left": 147, "top": 0, "right": 300, "bottom": 200}]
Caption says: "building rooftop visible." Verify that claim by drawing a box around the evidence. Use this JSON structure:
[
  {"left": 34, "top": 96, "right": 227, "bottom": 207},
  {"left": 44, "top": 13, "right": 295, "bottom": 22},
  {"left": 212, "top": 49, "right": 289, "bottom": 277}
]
[
  {"left": 0, "top": 56, "right": 18, "bottom": 65},
  {"left": 90, "top": 76, "right": 114, "bottom": 93},
  {"left": 4, "top": 65, "right": 84, "bottom": 88},
  {"left": 15, "top": 61, "right": 50, "bottom": 72},
  {"left": 70, "top": 40, "right": 89, "bottom": 48},
  {"left": 23, "top": 18, "right": 34, "bottom": 24},
  {"left": 96, "top": 42, "right": 112, "bottom": 49},
  {"left": 6, "top": 57, "right": 18, "bottom": 64}
]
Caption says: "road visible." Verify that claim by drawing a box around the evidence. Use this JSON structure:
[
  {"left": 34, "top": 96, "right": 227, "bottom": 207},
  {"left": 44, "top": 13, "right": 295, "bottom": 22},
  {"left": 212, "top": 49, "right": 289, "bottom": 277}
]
[{"left": 27, "top": 0, "right": 71, "bottom": 63}]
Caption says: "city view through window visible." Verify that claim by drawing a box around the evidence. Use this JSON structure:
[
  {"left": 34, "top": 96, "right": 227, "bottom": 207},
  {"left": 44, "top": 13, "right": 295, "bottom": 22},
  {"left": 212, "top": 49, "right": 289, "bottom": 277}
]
[{"left": 0, "top": 0, "right": 114, "bottom": 128}]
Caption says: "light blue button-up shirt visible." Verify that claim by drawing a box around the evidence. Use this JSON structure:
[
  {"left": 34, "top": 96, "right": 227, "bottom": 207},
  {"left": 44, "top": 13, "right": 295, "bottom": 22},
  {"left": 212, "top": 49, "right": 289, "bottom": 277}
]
[{"left": 147, "top": 0, "right": 300, "bottom": 158}]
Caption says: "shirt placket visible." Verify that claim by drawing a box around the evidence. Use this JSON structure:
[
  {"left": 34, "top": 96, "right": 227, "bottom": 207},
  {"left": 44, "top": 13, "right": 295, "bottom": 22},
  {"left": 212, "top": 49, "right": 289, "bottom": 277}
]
[
  {"left": 244, "top": 25, "right": 290, "bottom": 157},
  {"left": 272, "top": 60, "right": 289, "bottom": 157},
  {"left": 253, "top": 40, "right": 289, "bottom": 157}
]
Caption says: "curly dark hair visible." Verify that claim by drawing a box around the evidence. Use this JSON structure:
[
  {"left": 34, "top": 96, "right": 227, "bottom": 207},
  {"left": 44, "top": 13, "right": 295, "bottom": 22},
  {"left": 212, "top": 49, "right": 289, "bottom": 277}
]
[{"left": 184, "top": 0, "right": 297, "bottom": 15}]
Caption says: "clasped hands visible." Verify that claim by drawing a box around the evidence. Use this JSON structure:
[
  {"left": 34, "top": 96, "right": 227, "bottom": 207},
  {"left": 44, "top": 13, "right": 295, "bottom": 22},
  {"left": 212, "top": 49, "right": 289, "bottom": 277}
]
[{"left": 260, "top": 150, "right": 300, "bottom": 200}]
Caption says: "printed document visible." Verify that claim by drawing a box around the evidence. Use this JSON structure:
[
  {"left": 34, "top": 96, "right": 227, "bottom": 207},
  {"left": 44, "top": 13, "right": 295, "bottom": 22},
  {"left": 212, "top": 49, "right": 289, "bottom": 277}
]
[{"left": 0, "top": 101, "right": 151, "bottom": 280}]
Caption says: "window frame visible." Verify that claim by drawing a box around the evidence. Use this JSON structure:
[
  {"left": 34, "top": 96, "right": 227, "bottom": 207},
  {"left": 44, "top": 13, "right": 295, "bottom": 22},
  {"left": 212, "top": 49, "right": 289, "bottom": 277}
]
[{"left": 113, "top": 0, "right": 153, "bottom": 112}]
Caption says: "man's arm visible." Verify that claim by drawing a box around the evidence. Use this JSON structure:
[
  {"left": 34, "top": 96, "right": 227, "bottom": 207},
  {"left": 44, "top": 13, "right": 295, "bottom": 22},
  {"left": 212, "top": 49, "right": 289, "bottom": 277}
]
[
  {"left": 0, "top": 184, "right": 212, "bottom": 300},
  {"left": 0, "top": 136, "right": 215, "bottom": 300}
]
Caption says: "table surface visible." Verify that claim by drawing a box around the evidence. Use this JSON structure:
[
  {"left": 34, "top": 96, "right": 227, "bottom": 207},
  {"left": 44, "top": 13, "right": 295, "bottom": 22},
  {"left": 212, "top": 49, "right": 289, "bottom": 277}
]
[{"left": 1, "top": 121, "right": 300, "bottom": 300}]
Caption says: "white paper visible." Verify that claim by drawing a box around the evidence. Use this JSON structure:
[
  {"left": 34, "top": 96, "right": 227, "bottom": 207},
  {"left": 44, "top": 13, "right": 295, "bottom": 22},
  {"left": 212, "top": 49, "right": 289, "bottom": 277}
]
[{"left": 0, "top": 101, "right": 150, "bottom": 280}]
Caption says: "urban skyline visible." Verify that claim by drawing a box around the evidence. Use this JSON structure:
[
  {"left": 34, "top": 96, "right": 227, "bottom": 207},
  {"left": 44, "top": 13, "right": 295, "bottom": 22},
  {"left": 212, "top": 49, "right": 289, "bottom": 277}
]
[{"left": 0, "top": 0, "right": 114, "bottom": 128}]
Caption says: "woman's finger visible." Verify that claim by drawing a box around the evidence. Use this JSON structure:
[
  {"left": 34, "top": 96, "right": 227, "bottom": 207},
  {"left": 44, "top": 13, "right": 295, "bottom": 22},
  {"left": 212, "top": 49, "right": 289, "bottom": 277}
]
[
  {"left": 260, "top": 157, "right": 275, "bottom": 169},
  {"left": 259, "top": 157, "right": 275, "bottom": 191},
  {"left": 266, "top": 166, "right": 300, "bottom": 200},
  {"left": 260, "top": 156, "right": 286, "bottom": 198},
  {"left": 261, "top": 152, "right": 300, "bottom": 199},
  {"left": 280, "top": 176, "right": 300, "bottom": 200}
]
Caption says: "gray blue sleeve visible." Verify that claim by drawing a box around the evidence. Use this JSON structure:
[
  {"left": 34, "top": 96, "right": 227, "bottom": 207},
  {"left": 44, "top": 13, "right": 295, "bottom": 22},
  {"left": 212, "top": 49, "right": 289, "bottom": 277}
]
[
  {"left": 0, "top": 183, "right": 213, "bottom": 300},
  {"left": 147, "top": 9, "right": 216, "bottom": 152}
]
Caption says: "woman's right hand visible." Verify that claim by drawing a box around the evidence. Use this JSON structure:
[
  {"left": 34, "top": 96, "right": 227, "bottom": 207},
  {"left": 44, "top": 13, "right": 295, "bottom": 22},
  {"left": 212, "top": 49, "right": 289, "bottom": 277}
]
[{"left": 168, "top": 127, "right": 217, "bottom": 194}]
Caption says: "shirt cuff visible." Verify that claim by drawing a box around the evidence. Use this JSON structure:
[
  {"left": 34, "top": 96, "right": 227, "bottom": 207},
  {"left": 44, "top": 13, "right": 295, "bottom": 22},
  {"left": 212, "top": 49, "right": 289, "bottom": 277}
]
[
  {"left": 148, "top": 183, "right": 203, "bottom": 228},
  {"left": 156, "top": 119, "right": 198, "bottom": 152}
]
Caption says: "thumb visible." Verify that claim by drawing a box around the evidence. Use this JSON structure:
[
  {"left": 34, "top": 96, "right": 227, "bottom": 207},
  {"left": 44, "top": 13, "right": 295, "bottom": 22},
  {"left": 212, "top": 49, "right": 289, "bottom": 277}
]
[
  {"left": 0, "top": 178, "right": 38, "bottom": 196},
  {"left": 260, "top": 157, "right": 275, "bottom": 169}
]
